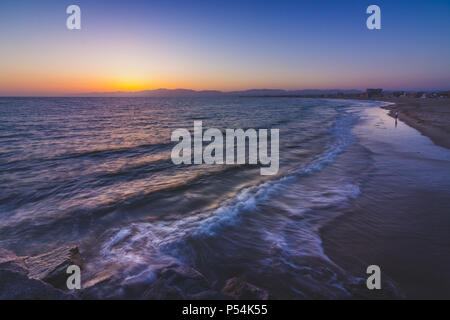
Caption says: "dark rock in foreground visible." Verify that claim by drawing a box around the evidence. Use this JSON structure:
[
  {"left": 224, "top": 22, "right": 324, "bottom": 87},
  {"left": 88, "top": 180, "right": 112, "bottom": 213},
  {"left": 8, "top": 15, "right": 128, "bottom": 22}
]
[
  {"left": 1, "top": 246, "right": 236, "bottom": 300},
  {"left": 142, "top": 264, "right": 223, "bottom": 300},
  {"left": 0, "top": 246, "right": 81, "bottom": 299},
  {"left": 0, "top": 249, "right": 28, "bottom": 275},
  {"left": 222, "top": 277, "right": 269, "bottom": 300},
  {"left": 0, "top": 269, "right": 77, "bottom": 300},
  {"left": 82, "top": 262, "right": 228, "bottom": 300},
  {"left": 25, "top": 246, "right": 83, "bottom": 289}
]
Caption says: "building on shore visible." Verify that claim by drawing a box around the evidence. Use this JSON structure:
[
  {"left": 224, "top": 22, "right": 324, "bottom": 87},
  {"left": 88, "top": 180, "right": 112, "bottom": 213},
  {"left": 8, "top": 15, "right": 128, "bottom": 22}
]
[
  {"left": 365, "top": 88, "right": 383, "bottom": 98},
  {"left": 391, "top": 91, "right": 405, "bottom": 97}
]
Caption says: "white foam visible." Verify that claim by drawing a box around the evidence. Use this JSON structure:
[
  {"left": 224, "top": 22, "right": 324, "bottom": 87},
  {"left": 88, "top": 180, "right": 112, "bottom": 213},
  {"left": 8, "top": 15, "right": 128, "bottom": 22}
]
[{"left": 100, "top": 106, "right": 364, "bottom": 265}]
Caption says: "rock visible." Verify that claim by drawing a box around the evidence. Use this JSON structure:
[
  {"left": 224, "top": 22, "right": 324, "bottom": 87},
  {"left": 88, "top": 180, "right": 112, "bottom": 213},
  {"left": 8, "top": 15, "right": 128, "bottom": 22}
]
[
  {"left": 0, "top": 245, "right": 229, "bottom": 299},
  {"left": 81, "top": 263, "right": 218, "bottom": 300},
  {"left": 0, "top": 246, "right": 83, "bottom": 291},
  {"left": 222, "top": 277, "right": 269, "bottom": 300},
  {"left": 24, "top": 246, "right": 83, "bottom": 289},
  {"left": 81, "top": 264, "right": 156, "bottom": 299},
  {"left": 190, "top": 290, "right": 230, "bottom": 300},
  {"left": 0, "top": 249, "right": 28, "bottom": 275},
  {"left": 80, "top": 273, "right": 126, "bottom": 300},
  {"left": 144, "top": 263, "right": 218, "bottom": 300},
  {"left": 143, "top": 264, "right": 213, "bottom": 299},
  {"left": 0, "top": 246, "right": 83, "bottom": 298},
  {"left": 83, "top": 268, "right": 116, "bottom": 290},
  {"left": 0, "top": 269, "right": 77, "bottom": 300},
  {"left": 0, "top": 248, "right": 19, "bottom": 263}
]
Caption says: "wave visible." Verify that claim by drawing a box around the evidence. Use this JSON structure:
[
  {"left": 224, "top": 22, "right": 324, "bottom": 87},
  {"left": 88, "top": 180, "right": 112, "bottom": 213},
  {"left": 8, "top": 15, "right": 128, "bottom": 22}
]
[
  {"left": 100, "top": 106, "right": 360, "bottom": 261},
  {"left": 92, "top": 105, "right": 370, "bottom": 299}
]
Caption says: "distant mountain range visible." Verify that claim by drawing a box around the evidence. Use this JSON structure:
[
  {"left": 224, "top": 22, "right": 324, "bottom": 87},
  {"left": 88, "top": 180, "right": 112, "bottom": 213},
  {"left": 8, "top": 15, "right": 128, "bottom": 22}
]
[{"left": 74, "top": 88, "right": 363, "bottom": 98}]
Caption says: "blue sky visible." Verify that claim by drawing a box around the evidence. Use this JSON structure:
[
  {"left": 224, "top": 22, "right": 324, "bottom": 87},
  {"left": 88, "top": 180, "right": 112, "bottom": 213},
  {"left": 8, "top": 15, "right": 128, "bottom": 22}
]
[{"left": 0, "top": 0, "right": 449, "bottom": 95}]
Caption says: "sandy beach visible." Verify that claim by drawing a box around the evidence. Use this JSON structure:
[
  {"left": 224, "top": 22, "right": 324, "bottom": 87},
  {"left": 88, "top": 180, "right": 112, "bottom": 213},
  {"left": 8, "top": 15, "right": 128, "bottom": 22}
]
[
  {"left": 321, "top": 104, "right": 450, "bottom": 299},
  {"left": 380, "top": 98, "right": 450, "bottom": 149},
  {"left": 1, "top": 97, "right": 449, "bottom": 299}
]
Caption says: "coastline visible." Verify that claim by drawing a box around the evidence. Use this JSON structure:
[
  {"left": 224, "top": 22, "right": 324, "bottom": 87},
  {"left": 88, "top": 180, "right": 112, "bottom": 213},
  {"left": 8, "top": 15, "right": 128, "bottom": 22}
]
[
  {"left": 321, "top": 96, "right": 450, "bottom": 150},
  {"left": 320, "top": 105, "right": 450, "bottom": 299},
  {"left": 377, "top": 98, "right": 450, "bottom": 150},
  {"left": 250, "top": 96, "right": 450, "bottom": 150},
  {"left": 1, "top": 96, "right": 450, "bottom": 299}
]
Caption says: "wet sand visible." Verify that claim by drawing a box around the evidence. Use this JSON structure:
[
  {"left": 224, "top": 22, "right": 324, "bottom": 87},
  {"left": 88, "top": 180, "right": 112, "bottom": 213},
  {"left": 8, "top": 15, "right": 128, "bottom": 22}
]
[
  {"left": 321, "top": 106, "right": 450, "bottom": 299},
  {"left": 380, "top": 98, "right": 450, "bottom": 149}
]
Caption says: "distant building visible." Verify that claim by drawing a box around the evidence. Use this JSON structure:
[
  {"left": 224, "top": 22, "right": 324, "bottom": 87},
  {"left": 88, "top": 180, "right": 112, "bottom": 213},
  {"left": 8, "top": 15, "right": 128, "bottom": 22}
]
[
  {"left": 366, "top": 88, "right": 383, "bottom": 98},
  {"left": 392, "top": 91, "right": 405, "bottom": 97},
  {"left": 415, "top": 92, "right": 425, "bottom": 98},
  {"left": 409, "top": 91, "right": 425, "bottom": 98},
  {"left": 439, "top": 91, "right": 450, "bottom": 98}
]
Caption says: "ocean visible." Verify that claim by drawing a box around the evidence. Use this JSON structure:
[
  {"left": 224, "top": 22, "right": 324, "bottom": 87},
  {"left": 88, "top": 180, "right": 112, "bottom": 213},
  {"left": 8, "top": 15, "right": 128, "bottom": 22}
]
[{"left": 1, "top": 97, "right": 449, "bottom": 298}]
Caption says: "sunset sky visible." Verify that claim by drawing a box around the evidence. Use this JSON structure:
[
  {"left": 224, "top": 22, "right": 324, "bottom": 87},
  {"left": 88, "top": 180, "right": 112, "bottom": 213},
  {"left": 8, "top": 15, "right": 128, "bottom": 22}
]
[{"left": 1, "top": 0, "right": 449, "bottom": 96}]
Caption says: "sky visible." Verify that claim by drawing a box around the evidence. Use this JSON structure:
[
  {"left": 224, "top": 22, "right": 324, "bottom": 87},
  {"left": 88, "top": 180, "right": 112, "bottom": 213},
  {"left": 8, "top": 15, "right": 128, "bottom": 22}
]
[{"left": 0, "top": 0, "right": 449, "bottom": 96}]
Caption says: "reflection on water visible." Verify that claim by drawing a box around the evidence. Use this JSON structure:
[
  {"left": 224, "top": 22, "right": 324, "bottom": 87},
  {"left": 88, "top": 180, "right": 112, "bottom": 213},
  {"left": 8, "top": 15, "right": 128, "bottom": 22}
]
[
  {"left": 2, "top": 97, "right": 447, "bottom": 298},
  {"left": 321, "top": 106, "right": 450, "bottom": 299}
]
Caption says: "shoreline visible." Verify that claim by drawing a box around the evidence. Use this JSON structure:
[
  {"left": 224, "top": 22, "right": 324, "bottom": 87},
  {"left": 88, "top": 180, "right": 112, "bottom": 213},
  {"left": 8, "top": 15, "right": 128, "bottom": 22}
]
[
  {"left": 252, "top": 96, "right": 450, "bottom": 150},
  {"left": 1, "top": 97, "right": 449, "bottom": 299},
  {"left": 318, "top": 96, "right": 450, "bottom": 150},
  {"left": 376, "top": 98, "right": 450, "bottom": 150},
  {"left": 320, "top": 105, "right": 450, "bottom": 299}
]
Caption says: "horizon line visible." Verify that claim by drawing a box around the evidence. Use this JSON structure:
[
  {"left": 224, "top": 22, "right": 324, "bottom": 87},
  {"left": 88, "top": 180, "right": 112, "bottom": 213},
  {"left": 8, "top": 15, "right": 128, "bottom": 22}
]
[{"left": 1, "top": 87, "right": 449, "bottom": 98}]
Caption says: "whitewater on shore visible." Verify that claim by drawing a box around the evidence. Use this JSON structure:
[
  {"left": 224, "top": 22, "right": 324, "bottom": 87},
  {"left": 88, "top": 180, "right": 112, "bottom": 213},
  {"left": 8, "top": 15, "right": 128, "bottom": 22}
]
[{"left": 2, "top": 97, "right": 447, "bottom": 298}]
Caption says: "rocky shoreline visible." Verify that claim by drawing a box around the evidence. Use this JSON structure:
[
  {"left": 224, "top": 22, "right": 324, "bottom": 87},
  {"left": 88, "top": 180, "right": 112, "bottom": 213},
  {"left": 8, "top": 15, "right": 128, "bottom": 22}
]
[
  {"left": 0, "top": 246, "right": 269, "bottom": 300},
  {"left": 0, "top": 246, "right": 81, "bottom": 299}
]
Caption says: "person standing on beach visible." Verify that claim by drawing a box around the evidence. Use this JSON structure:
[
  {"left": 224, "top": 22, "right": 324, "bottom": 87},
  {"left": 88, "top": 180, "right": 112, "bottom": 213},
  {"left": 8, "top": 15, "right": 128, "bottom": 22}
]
[{"left": 394, "top": 111, "right": 399, "bottom": 127}]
